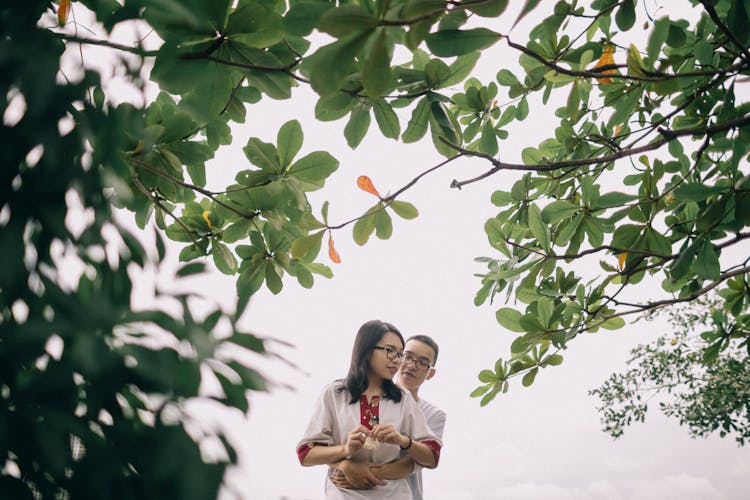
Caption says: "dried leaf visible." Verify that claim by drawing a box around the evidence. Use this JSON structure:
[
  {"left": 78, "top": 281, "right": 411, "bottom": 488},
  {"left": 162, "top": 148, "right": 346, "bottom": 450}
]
[
  {"left": 328, "top": 233, "right": 341, "bottom": 263},
  {"left": 202, "top": 210, "right": 212, "bottom": 228},
  {"left": 357, "top": 175, "right": 381, "bottom": 198},
  {"left": 618, "top": 252, "right": 627, "bottom": 271},
  {"left": 58, "top": 0, "right": 71, "bottom": 25},
  {"left": 593, "top": 44, "right": 616, "bottom": 84}
]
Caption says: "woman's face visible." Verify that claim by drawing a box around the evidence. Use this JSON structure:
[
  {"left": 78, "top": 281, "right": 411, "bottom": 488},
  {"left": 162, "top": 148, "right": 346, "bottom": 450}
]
[{"left": 368, "top": 331, "right": 404, "bottom": 382}]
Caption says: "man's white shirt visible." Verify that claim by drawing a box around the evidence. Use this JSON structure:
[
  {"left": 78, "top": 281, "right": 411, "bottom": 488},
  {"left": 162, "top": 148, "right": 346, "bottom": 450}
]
[{"left": 406, "top": 398, "right": 446, "bottom": 500}]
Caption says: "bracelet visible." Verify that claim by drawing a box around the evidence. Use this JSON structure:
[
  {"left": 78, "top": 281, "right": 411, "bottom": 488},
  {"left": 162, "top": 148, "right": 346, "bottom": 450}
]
[{"left": 399, "top": 435, "right": 412, "bottom": 450}]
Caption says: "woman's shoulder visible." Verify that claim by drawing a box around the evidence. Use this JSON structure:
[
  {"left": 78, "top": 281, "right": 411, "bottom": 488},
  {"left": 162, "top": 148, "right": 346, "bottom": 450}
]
[{"left": 319, "top": 379, "right": 347, "bottom": 397}]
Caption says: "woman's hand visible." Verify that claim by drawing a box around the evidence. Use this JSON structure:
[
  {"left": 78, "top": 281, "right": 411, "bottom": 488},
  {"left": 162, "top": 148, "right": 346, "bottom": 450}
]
[
  {"left": 369, "top": 424, "right": 408, "bottom": 447},
  {"left": 344, "top": 425, "right": 370, "bottom": 457}
]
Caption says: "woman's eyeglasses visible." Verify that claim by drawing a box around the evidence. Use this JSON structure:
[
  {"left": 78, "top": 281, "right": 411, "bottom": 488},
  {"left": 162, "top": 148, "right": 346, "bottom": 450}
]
[{"left": 373, "top": 345, "right": 404, "bottom": 362}]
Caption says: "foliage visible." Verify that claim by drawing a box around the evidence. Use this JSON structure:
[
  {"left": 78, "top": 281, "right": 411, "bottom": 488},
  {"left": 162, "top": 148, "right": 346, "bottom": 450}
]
[
  {"left": 3, "top": 0, "right": 750, "bottom": 493},
  {"left": 1, "top": 2, "right": 267, "bottom": 498},
  {"left": 591, "top": 295, "right": 750, "bottom": 445}
]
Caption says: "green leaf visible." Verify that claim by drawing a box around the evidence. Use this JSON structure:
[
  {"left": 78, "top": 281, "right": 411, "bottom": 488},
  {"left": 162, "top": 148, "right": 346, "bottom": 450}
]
[
  {"left": 479, "top": 121, "right": 498, "bottom": 156},
  {"left": 615, "top": 0, "right": 636, "bottom": 31},
  {"left": 468, "top": 0, "right": 509, "bottom": 18},
  {"left": 309, "top": 32, "right": 371, "bottom": 95},
  {"left": 277, "top": 120, "right": 303, "bottom": 169},
  {"left": 315, "top": 91, "right": 355, "bottom": 121},
  {"left": 374, "top": 209, "right": 393, "bottom": 239},
  {"left": 478, "top": 369, "right": 497, "bottom": 383},
  {"left": 389, "top": 200, "right": 419, "bottom": 220},
  {"left": 527, "top": 204, "right": 550, "bottom": 252},
  {"left": 265, "top": 261, "right": 283, "bottom": 294},
  {"left": 176, "top": 262, "right": 206, "bottom": 277},
  {"left": 513, "top": 0, "right": 542, "bottom": 28},
  {"left": 212, "top": 242, "right": 238, "bottom": 275},
  {"left": 470, "top": 384, "right": 493, "bottom": 397},
  {"left": 516, "top": 96, "right": 529, "bottom": 120},
  {"left": 611, "top": 224, "right": 643, "bottom": 249},
  {"left": 372, "top": 99, "right": 400, "bottom": 139},
  {"left": 545, "top": 354, "right": 563, "bottom": 366},
  {"left": 693, "top": 241, "right": 720, "bottom": 280},
  {"left": 402, "top": 98, "right": 431, "bottom": 143},
  {"left": 542, "top": 200, "right": 579, "bottom": 224},
  {"left": 703, "top": 341, "right": 722, "bottom": 364},
  {"left": 362, "top": 29, "right": 391, "bottom": 97},
  {"left": 496, "top": 307, "right": 525, "bottom": 332},
  {"left": 344, "top": 104, "right": 372, "bottom": 148},
  {"left": 291, "top": 230, "right": 325, "bottom": 259},
  {"left": 600, "top": 316, "right": 625, "bottom": 330},
  {"left": 643, "top": 227, "right": 672, "bottom": 255},
  {"left": 594, "top": 192, "right": 637, "bottom": 209},
  {"left": 236, "top": 262, "right": 265, "bottom": 314},
  {"left": 353, "top": 207, "right": 378, "bottom": 245},
  {"left": 283, "top": 2, "right": 330, "bottom": 36},
  {"left": 426, "top": 28, "right": 502, "bottom": 57},
  {"left": 243, "top": 138, "right": 280, "bottom": 172},
  {"left": 672, "top": 183, "right": 725, "bottom": 202},
  {"left": 521, "top": 367, "right": 538, "bottom": 387},
  {"left": 442, "top": 52, "right": 481, "bottom": 88},
  {"left": 287, "top": 151, "right": 339, "bottom": 190},
  {"left": 318, "top": 4, "right": 378, "bottom": 37}
]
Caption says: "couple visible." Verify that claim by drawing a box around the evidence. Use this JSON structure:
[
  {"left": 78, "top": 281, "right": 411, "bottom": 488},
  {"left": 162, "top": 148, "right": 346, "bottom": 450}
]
[{"left": 297, "top": 320, "right": 446, "bottom": 499}]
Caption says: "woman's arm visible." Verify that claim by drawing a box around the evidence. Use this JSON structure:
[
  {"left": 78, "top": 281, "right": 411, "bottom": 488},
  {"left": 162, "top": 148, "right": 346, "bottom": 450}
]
[{"left": 301, "top": 425, "right": 370, "bottom": 466}]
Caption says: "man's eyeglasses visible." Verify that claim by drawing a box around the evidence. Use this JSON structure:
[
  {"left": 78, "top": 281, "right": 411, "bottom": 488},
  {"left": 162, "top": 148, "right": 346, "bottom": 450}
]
[
  {"left": 373, "top": 345, "right": 404, "bottom": 362},
  {"left": 403, "top": 353, "right": 432, "bottom": 371}
]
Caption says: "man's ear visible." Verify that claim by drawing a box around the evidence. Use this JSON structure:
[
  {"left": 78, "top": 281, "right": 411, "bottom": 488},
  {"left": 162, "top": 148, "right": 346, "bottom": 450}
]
[{"left": 425, "top": 368, "right": 436, "bottom": 381}]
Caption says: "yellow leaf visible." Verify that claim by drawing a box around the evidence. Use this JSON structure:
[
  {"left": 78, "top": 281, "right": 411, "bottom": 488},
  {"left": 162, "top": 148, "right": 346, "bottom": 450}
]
[
  {"left": 613, "top": 124, "right": 622, "bottom": 137},
  {"left": 357, "top": 175, "right": 381, "bottom": 198},
  {"left": 58, "top": 0, "right": 71, "bottom": 25},
  {"left": 617, "top": 252, "right": 627, "bottom": 271},
  {"left": 592, "top": 44, "right": 616, "bottom": 84},
  {"left": 627, "top": 43, "right": 648, "bottom": 78},
  {"left": 202, "top": 210, "right": 212, "bottom": 229},
  {"left": 328, "top": 233, "right": 341, "bottom": 263}
]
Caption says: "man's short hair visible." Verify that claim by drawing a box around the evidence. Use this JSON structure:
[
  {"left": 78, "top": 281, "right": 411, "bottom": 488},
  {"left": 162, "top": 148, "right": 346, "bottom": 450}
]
[{"left": 406, "top": 334, "right": 439, "bottom": 366}]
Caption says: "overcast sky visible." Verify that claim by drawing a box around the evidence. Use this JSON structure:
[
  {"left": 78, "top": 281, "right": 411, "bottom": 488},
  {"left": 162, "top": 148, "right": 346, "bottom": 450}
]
[
  {"left": 184, "top": 87, "right": 750, "bottom": 500},
  {"left": 63, "top": 3, "right": 750, "bottom": 499}
]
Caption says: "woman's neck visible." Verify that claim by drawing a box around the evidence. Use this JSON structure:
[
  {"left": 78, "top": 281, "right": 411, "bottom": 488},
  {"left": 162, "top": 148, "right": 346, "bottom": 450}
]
[{"left": 364, "top": 374, "right": 384, "bottom": 397}]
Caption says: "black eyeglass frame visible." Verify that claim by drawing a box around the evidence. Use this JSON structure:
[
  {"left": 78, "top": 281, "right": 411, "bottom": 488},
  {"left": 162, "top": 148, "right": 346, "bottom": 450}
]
[
  {"left": 372, "top": 345, "right": 404, "bottom": 362},
  {"left": 402, "top": 353, "right": 433, "bottom": 371}
]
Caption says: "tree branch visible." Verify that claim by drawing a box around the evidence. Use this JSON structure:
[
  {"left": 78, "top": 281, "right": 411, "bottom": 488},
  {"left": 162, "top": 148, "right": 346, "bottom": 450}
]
[
  {"left": 698, "top": 0, "right": 750, "bottom": 63},
  {"left": 449, "top": 113, "right": 750, "bottom": 188}
]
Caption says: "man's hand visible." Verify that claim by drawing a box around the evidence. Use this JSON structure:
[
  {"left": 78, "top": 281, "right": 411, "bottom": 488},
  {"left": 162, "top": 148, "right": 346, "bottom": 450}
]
[{"left": 330, "top": 460, "right": 386, "bottom": 490}]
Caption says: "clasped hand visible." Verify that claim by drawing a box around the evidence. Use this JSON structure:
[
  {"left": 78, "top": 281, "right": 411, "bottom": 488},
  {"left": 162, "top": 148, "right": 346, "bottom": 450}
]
[{"left": 345, "top": 424, "right": 405, "bottom": 456}]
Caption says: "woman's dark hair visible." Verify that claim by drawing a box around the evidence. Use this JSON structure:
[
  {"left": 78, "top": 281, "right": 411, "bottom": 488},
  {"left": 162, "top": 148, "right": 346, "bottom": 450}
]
[{"left": 341, "top": 320, "right": 405, "bottom": 404}]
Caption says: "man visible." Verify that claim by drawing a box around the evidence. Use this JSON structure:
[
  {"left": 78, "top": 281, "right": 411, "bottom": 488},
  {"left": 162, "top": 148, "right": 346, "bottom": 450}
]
[{"left": 330, "top": 335, "right": 446, "bottom": 499}]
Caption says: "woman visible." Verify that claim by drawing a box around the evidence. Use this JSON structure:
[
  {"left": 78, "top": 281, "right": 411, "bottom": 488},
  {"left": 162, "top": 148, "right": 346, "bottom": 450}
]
[{"left": 297, "top": 320, "right": 441, "bottom": 498}]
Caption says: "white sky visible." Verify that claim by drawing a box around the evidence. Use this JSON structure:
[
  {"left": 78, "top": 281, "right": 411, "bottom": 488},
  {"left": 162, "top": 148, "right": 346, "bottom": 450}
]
[{"left": 49, "top": 3, "right": 750, "bottom": 499}]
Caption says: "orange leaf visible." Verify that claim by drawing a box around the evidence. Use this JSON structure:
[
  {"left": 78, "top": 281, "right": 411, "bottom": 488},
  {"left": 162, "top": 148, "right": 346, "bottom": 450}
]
[
  {"left": 613, "top": 124, "right": 623, "bottom": 137},
  {"left": 328, "top": 233, "right": 341, "bottom": 264},
  {"left": 593, "top": 44, "right": 616, "bottom": 85},
  {"left": 58, "top": 0, "right": 71, "bottom": 25},
  {"left": 357, "top": 175, "right": 381, "bottom": 198},
  {"left": 618, "top": 252, "right": 627, "bottom": 271}
]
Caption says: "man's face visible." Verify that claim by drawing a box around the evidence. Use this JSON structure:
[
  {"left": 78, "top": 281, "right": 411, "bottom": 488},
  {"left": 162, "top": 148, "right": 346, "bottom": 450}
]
[{"left": 396, "top": 339, "right": 436, "bottom": 391}]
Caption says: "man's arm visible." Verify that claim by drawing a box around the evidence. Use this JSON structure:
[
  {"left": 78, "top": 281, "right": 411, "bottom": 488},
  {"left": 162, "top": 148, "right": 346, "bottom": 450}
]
[
  {"left": 371, "top": 456, "right": 415, "bottom": 480},
  {"left": 330, "top": 456, "right": 414, "bottom": 490}
]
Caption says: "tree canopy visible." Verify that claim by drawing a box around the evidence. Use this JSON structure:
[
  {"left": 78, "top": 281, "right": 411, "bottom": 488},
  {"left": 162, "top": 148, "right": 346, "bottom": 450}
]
[{"left": 2, "top": 0, "right": 749, "bottom": 496}]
